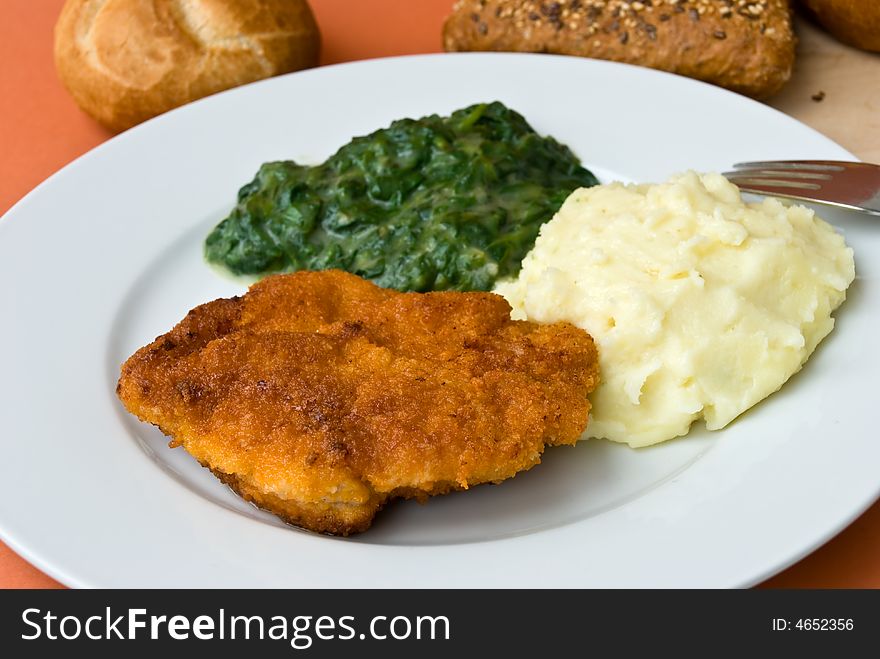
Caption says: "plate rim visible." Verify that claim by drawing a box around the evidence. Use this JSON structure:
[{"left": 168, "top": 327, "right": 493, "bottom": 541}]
[{"left": 0, "top": 52, "right": 874, "bottom": 589}]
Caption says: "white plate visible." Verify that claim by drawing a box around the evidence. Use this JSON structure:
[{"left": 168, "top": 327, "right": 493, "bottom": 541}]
[{"left": 0, "top": 54, "right": 876, "bottom": 588}]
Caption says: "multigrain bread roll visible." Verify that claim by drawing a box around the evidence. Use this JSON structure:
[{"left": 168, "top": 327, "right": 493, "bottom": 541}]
[
  {"left": 55, "top": 0, "right": 320, "bottom": 132},
  {"left": 801, "top": 0, "right": 880, "bottom": 52},
  {"left": 443, "top": 0, "right": 796, "bottom": 98}
]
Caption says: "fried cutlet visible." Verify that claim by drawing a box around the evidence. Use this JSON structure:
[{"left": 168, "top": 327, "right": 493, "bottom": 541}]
[{"left": 117, "top": 270, "right": 600, "bottom": 535}]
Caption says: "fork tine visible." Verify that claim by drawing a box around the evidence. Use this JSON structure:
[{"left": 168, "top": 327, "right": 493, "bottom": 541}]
[
  {"left": 731, "top": 169, "right": 833, "bottom": 180},
  {"left": 733, "top": 160, "right": 847, "bottom": 172},
  {"left": 722, "top": 181, "right": 874, "bottom": 214},
  {"left": 725, "top": 159, "right": 880, "bottom": 216},
  {"left": 722, "top": 175, "right": 822, "bottom": 191}
]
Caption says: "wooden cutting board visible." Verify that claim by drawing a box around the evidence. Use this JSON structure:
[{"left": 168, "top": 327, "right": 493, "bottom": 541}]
[{"left": 771, "top": 15, "right": 880, "bottom": 163}]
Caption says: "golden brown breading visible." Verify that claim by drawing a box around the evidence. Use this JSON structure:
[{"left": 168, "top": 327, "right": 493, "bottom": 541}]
[{"left": 117, "top": 270, "right": 599, "bottom": 535}]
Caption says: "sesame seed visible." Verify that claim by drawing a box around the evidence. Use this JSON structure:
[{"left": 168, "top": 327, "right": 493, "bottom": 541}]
[{"left": 460, "top": 0, "right": 777, "bottom": 44}]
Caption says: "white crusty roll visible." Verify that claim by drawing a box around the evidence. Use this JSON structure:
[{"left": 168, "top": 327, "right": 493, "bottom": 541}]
[
  {"left": 801, "top": 0, "right": 880, "bottom": 52},
  {"left": 54, "top": 0, "right": 321, "bottom": 132}
]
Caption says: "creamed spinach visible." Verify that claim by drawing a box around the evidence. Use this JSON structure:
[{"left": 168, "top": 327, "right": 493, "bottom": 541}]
[{"left": 205, "top": 102, "right": 597, "bottom": 291}]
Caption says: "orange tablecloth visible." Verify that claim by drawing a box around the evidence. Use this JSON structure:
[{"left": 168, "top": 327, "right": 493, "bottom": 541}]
[{"left": 2, "top": 0, "right": 878, "bottom": 589}]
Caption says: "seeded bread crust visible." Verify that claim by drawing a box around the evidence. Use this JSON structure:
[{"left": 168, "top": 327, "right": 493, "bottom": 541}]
[{"left": 443, "top": 0, "right": 795, "bottom": 98}]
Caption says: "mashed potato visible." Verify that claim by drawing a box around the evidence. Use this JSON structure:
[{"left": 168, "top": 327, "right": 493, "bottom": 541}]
[{"left": 495, "top": 172, "right": 855, "bottom": 447}]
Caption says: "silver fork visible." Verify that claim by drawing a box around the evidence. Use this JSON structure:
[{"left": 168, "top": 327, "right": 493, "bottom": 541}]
[{"left": 723, "top": 160, "right": 880, "bottom": 216}]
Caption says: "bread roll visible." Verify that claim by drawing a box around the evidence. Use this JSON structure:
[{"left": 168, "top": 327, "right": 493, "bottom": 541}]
[
  {"left": 55, "top": 0, "right": 320, "bottom": 132},
  {"left": 443, "top": 0, "right": 796, "bottom": 99},
  {"left": 801, "top": 0, "right": 880, "bottom": 51}
]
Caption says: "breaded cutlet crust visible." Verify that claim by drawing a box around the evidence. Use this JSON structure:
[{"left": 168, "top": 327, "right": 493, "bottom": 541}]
[{"left": 117, "top": 270, "right": 599, "bottom": 535}]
